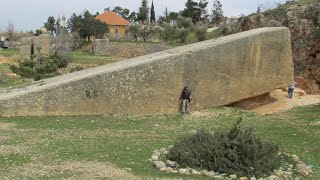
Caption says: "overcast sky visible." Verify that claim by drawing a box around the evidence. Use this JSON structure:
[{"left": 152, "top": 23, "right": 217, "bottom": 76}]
[{"left": 0, "top": 0, "right": 286, "bottom": 31}]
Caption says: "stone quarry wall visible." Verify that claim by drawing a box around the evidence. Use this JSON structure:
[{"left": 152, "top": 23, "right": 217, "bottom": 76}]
[{"left": 0, "top": 27, "right": 293, "bottom": 117}]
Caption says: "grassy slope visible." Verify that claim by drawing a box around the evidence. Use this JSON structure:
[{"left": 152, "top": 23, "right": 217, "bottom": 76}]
[
  {"left": 0, "top": 104, "right": 319, "bottom": 179},
  {"left": 70, "top": 52, "right": 118, "bottom": 65}
]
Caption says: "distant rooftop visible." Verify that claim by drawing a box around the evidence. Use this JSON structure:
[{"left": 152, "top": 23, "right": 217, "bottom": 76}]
[{"left": 96, "top": 11, "right": 130, "bottom": 26}]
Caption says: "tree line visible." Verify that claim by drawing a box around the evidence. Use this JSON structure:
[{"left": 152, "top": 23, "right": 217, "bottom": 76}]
[{"left": 40, "top": 0, "right": 224, "bottom": 43}]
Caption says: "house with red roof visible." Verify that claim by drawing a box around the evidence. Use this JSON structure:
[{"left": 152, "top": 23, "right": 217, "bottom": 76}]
[{"left": 96, "top": 11, "right": 130, "bottom": 38}]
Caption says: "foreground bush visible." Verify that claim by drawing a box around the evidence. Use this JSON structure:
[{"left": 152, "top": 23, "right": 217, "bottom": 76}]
[{"left": 167, "top": 118, "right": 281, "bottom": 177}]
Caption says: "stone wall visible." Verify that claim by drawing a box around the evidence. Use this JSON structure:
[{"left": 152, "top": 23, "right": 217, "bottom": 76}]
[
  {"left": 0, "top": 27, "right": 293, "bottom": 117},
  {"left": 19, "top": 34, "right": 51, "bottom": 60}
]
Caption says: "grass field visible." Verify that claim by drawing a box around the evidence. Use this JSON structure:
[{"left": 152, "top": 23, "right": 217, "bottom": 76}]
[
  {"left": 0, "top": 104, "right": 319, "bottom": 179},
  {"left": 71, "top": 52, "right": 119, "bottom": 65},
  {"left": 0, "top": 48, "right": 19, "bottom": 57},
  {"left": 0, "top": 64, "right": 31, "bottom": 90}
]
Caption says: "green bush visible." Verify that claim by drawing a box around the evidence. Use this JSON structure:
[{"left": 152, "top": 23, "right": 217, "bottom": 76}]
[
  {"left": 52, "top": 55, "right": 69, "bottom": 68},
  {"left": 194, "top": 25, "right": 208, "bottom": 41},
  {"left": 167, "top": 118, "right": 281, "bottom": 177},
  {"left": 11, "top": 54, "right": 70, "bottom": 81}
]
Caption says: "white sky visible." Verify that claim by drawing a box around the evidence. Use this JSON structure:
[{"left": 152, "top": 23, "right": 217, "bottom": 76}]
[{"left": 0, "top": 0, "right": 286, "bottom": 31}]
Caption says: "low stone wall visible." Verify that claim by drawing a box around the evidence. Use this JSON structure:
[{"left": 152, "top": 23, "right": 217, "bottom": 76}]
[{"left": 0, "top": 27, "right": 293, "bottom": 117}]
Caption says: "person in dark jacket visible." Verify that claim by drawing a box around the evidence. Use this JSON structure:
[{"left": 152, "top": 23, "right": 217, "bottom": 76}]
[{"left": 180, "top": 85, "right": 192, "bottom": 114}]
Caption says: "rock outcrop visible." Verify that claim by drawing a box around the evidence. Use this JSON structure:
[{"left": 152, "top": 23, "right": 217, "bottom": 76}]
[
  {"left": 240, "top": 2, "right": 320, "bottom": 93},
  {"left": 0, "top": 27, "right": 293, "bottom": 117}
]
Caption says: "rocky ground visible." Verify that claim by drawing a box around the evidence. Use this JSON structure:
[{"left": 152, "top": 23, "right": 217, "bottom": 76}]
[{"left": 233, "top": 88, "right": 320, "bottom": 115}]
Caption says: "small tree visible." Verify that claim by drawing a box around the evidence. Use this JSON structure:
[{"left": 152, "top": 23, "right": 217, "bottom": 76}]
[
  {"left": 150, "top": 0, "right": 156, "bottom": 23},
  {"left": 128, "top": 24, "right": 141, "bottom": 41},
  {"left": 137, "top": 0, "right": 149, "bottom": 23},
  {"left": 139, "top": 23, "right": 153, "bottom": 42},
  {"left": 168, "top": 12, "right": 179, "bottom": 24},
  {"left": 67, "top": 10, "right": 108, "bottom": 40},
  {"left": 211, "top": 0, "right": 223, "bottom": 25},
  {"left": 44, "top": 16, "right": 56, "bottom": 34},
  {"left": 194, "top": 24, "right": 208, "bottom": 41},
  {"left": 199, "top": 0, "right": 209, "bottom": 23},
  {"left": 160, "top": 22, "right": 177, "bottom": 42},
  {"left": 5, "top": 20, "right": 14, "bottom": 41},
  {"left": 176, "top": 16, "right": 194, "bottom": 30},
  {"left": 177, "top": 27, "right": 189, "bottom": 43}
]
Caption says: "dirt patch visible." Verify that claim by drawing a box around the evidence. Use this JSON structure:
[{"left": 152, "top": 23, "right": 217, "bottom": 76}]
[
  {"left": 0, "top": 145, "right": 25, "bottom": 155},
  {"left": 0, "top": 55, "right": 19, "bottom": 65},
  {"left": 233, "top": 88, "right": 320, "bottom": 115},
  {"left": 6, "top": 161, "right": 139, "bottom": 179},
  {"left": 310, "top": 121, "right": 320, "bottom": 126},
  {"left": 0, "top": 122, "right": 17, "bottom": 130}
]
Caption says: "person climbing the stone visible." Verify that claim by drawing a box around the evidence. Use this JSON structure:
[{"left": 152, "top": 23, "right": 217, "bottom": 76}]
[
  {"left": 180, "top": 85, "right": 192, "bottom": 114},
  {"left": 288, "top": 80, "right": 297, "bottom": 98}
]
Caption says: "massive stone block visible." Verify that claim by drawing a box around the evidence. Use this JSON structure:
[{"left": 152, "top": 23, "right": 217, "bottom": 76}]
[{"left": 0, "top": 27, "right": 293, "bottom": 117}]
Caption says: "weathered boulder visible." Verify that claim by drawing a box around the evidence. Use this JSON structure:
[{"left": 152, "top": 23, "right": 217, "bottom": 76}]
[
  {"left": 240, "top": 14, "right": 268, "bottom": 32},
  {"left": 240, "top": 2, "right": 320, "bottom": 93},
  {"left": 0, "top": 27, "right": 293, "bottom": 117}
]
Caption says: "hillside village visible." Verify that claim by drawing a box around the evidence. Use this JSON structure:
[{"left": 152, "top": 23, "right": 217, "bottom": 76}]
[{"left": 0, "top": 0, "right": 320, "bottom": 179}]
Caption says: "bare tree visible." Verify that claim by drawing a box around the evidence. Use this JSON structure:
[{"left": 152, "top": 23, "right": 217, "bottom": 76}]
[{"left": 5, "top": 20, "right": 15, "bottom": 41}]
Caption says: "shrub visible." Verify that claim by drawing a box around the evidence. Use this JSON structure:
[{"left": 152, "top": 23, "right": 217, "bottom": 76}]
[
  {"left": 194, "top": 25, "right": 208, "bottom": 41},
  {"left": 177, "top": 27, "right": 189, "bottom": 43},
  {"left": 167, "top": 118, "right": 281, "bottom": 178},
  {"left": 11, "top": 53, "right": 70, "bottom": 81}
]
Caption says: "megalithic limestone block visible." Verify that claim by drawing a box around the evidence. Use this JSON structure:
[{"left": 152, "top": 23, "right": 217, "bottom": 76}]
[{"left": 0, "top": 27, "right": 293, "bottom": 117}]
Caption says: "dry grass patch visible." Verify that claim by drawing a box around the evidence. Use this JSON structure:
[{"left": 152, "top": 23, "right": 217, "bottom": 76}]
[
  {"left": 0, "top": 122, "right": 17, "bottom": 130},
  {"left": 0, "top": 145, "right": 25, "bottom": 155},
  {"left": 6, "top": 161, "right": 139, "bottom": 179}
]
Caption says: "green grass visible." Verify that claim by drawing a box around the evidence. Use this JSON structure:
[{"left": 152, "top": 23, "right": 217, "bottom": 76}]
[
  {"left": 71, "top": 52, "right": 118, "bottom": 65},
  {"left": 0, "top": 64, "right": 32, "bottom": 89},
  {"left": 0, "top": 104, "right": 319, "bottom": 179},
  {"left": 0, "top": 48, "right": 19, "bottom": 57}
]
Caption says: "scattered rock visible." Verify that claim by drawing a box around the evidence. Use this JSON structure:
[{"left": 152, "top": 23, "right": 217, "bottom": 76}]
[
  {"left": 165, "top": 160, "right": 176, "bottom": 168},
  {"left": 178, "top": 168, "right": 190, "bottom": 175},
  {"left": 250, "top": 176, "right": 256, "bottom": 180},
  {"left": 230, "top": 174, "right": 237, "bottom": 179},
  {"left": 274, "top": 169, "right": 285, "bottom": 177},
  {"left": 296, "top": 163, "right": 313, "bottom": 176},
  {"left": 291, "top": 154, "right": 299, "bottom": 162},
  {"left": 151, "top": 155, "right": 159, "bottom": 161},
  {"left": 240, "top": 177, "right": 248, "bottom": 180},
  {"left": 159, "top": 148, "right": 167, "bottom": 153},
  {"left": 154, "top": 161, "right": 166, "bottom": 169},
  {"left": 159, "top": 167, "right": 172, "bottom": 172},
  {"left": 213, "top": 175, "right": 224, "bottom": 179},
  {"left": 190, "top": 169, "right": 201, "bottom": 175},
  {"left": 151, "top": 151, "right": 161, "bottom": 161},
  {"left": 201, "top": 170, "right": 216, "bottom": 177}
]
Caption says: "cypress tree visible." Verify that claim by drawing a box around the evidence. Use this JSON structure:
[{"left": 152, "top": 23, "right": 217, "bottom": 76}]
[{"left": 150, "top": 0, "right": 155, "bottom": 23}]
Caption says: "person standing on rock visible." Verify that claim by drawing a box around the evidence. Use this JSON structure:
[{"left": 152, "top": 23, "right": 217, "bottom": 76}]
[
  {"left": 180, "top": 85, "right": 192, "bottom": 114},
  {"left": 288, "top": 80, "right": 297, "bottom": 98}
]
